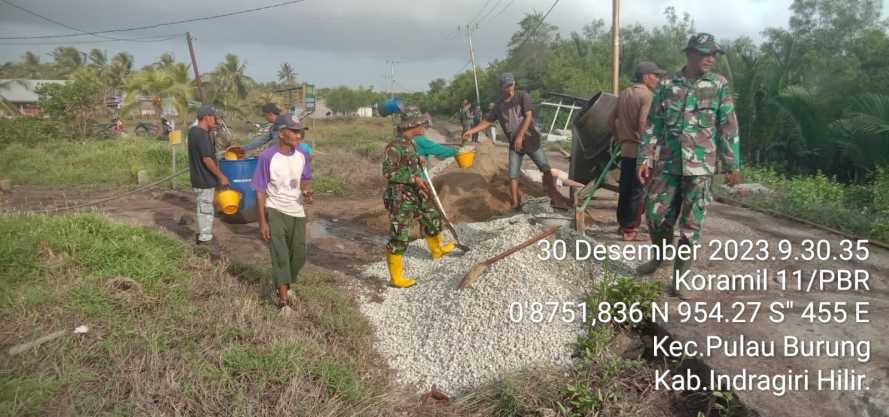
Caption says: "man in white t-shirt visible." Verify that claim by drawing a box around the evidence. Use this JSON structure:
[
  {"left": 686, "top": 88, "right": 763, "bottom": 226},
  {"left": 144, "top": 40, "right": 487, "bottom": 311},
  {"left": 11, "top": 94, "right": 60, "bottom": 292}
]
[{"left": 251, "top": 114, "right": 313, "bottom": 310}]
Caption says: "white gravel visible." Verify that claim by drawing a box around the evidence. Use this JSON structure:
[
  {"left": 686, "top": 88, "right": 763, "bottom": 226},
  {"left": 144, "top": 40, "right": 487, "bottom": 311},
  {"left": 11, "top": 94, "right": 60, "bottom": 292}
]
[{"left": 359, "top": 212, "right": 600, "bottom": 395}]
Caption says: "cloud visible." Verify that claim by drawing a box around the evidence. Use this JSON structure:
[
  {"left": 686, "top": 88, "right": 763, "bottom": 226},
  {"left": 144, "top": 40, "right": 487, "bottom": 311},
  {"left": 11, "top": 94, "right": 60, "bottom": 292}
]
[{"left": 0, "top": 0, "right": 882, "bottom": 90}]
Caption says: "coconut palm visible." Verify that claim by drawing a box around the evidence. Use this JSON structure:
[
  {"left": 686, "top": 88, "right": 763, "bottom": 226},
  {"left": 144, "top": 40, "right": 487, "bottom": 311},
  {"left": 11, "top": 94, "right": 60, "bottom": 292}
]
[
  {"left": 123, "top": 64, "right": 193, "bottom": 120},
  {"left": 88, "top": 49, "right": 107, "bottom": 67},
  {"left": 208, "top": 54, "right": 253, "bottom": 114},
  {"left": 20, "top": 51, "right": 43, "bottom": 78},
  {"left": 111, "top": 52, "right": 134, "bottom": 72},
  {"left": 51, "top": 47, "right": 85, "bottom": 77},
  {"left": 277, "top": 63, "right": 297, "bottom": 86}
]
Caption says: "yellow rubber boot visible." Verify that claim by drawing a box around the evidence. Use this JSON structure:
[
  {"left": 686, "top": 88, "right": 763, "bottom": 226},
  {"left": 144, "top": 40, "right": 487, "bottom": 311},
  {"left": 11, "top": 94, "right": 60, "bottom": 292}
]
[
  {"left": 425, "top": 234, "right": 455, "bottom": 260},
  {"left": 386, "top": 252, "right": 416, "bottom": 288},
  {"left": 435, "top": 233, "right": 456, "bottom": 256}
]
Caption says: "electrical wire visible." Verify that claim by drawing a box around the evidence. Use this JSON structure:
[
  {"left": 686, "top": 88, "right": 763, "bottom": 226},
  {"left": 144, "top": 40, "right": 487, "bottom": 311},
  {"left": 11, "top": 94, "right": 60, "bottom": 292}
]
[
  {"left": 469, "top": 0, "right": 496, "bottom": 26},
  {"left": 491, "top": 0, "right": 517, "bottom": 19},
  {"left": 473, "top": 0, "right": 504, "bottom": 26},
  {"left": 0, "top": 33, "right": 182, "bottom": 46},
  {"left": 514, "top": 0, "right": 561, "bottom": 47},
  {"left": 1, "top": 0, "right": 158, "bottom": 42},
  {"left": 0, "top": 0, "right": 308, "bottom": 40}
]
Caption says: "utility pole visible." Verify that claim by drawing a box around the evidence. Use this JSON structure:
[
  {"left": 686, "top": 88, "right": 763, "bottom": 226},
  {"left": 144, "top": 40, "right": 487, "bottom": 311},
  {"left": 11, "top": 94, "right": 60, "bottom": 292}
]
[
  {"left": 611, "top": 0, "right": 620, "bottom": 95},
  {"left": 386, "top": 60, "right": 399, "bottom": 98},
  {"left": 186, "top": 32, "right": 206, "bottom": 103},
  {"left": 460, "top": 24, "right": 482, "bottom": 107}
]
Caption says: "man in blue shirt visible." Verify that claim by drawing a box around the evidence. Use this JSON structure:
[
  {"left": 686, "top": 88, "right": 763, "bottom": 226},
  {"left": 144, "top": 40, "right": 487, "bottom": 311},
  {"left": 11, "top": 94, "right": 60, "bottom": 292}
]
[{"left": 241, "top": 103, "right": 282, "bottom": 152}]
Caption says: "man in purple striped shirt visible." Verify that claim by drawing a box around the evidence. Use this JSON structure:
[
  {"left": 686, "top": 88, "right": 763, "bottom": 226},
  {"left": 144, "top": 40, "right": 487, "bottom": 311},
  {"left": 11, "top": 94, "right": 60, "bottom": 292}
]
[{"left": 251, "top": 114, "right": 313, "bottom": 310}]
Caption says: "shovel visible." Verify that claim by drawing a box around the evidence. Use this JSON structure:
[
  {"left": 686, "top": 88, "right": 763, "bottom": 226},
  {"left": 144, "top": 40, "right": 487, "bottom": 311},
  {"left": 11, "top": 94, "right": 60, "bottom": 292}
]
[
  {"left": 422, "top": 166, "right": 470, "bottom": 253},
  {"left": 458, "top": 226, "right": 559, "bottom": 289}
]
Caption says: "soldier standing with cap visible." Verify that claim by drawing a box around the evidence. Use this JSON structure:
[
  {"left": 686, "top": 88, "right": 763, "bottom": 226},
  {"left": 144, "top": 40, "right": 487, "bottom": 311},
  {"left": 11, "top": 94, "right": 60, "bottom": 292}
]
[
  {"left": 608, "top": 61, "right": 667, "bottom": 242},
  {"left": 636, "top": 33, "right": 742, "bottom": 297},
  {"left": 383, "top": 107, "right": 456, "bottom": 288}
]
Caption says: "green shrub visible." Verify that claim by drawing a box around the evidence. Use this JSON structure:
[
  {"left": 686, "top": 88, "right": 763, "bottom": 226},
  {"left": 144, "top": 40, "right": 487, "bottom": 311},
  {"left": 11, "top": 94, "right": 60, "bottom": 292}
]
[
  {"left": 0, "top": 118, "right": 66, "bottom": 145},
  {"left": 741, "top": 165, "right": 784, "bottom": 187},
  {"left": 873, "top": 166, "right": 889, "bottom": 213},
  {"left": 784, "top": 172, "right": 845, "bottom": 209}
]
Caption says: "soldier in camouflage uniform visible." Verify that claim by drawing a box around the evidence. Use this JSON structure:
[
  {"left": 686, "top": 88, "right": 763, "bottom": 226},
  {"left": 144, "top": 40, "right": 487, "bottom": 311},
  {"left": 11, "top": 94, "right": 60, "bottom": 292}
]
[
  {"left": 636, "top": 33, "right": 742, "bottom": 296},
  {"left": 383, "top": 107, "right": 456, "bottom": 288}
]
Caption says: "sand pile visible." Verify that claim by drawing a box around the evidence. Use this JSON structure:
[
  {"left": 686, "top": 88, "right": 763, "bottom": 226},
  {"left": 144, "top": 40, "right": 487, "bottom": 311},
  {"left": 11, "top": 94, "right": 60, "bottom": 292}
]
[{"left": 431, "top": 141, "right": 545, "bottom": 223}]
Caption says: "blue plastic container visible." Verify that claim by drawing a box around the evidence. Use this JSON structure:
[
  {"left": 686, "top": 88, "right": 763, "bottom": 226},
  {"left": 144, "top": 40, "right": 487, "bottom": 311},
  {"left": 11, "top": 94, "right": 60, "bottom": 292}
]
[
  {"left": 218, "top": 157, "right": 258, "bottom": 223},
  {"left": 378, "top": 97, "right": 404, "bottom": 117}
]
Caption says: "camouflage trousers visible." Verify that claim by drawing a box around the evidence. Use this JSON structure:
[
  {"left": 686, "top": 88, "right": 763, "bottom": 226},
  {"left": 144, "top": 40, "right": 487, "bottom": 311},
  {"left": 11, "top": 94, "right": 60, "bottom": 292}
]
[
  {"left": 644, "top": 174, "right": 713, "bottom": 244},
  {"left": 384, "top": 184, "right": 442, "bottom": 255}
]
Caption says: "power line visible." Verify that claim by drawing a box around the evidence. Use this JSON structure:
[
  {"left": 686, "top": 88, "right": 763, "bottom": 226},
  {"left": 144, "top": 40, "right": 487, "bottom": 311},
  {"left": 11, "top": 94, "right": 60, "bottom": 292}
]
[
  {"left": 0, "top": 0, "right": 309, "bottom": 40},
  {"left": 514, "top": 0, "right": 561, "bottom": 47},
  {"left": 0, "top": 33, "right": 182, "bottom": 46},
  {"left": 2, "top": 0, "right": 127, "bottom": 42},
  {"left": 491, "top": 0, "right": 517, "bottom": 19},
  {"left": 470, "top": 0, "right": 496, "bottom": 25},
  {"left": 474, "top": 0, "right": 504, "bottom": 25}
]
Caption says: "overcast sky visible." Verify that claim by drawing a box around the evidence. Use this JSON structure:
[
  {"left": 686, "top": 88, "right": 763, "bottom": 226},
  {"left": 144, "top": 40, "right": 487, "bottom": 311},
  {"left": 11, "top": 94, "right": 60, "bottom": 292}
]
[{"left": 1, "top": 0, "right": 886, "bottom": 91}]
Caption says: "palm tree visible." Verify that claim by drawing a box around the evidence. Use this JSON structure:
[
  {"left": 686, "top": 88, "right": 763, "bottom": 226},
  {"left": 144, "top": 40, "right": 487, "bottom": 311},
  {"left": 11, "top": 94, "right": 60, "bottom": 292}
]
[
  {"left": 153, "top": 52, "right": 175, "bottom": 70},
  {"left": 209, "top": 54, "right": 253, "bottom": 113},
  {"left": 277, "top": 63, "right": 297, "bottom": 86},
  {"left": 123, "top": 64, "right": 193, "bottom": 121},
  {"left": 88, "top": 49, "right": 107, "bottom": 67},
  {"left": 111, "top": 52, "right": 134, "bottom": 72},
  {"left": 51, "top": 47, "right": 85, "bottom": 77},
  {"left": 20, "top": 51, "right": 42, "bottom": 78},
  {"left": 830, "top": 94, "right": 889, "bottom": 180}
]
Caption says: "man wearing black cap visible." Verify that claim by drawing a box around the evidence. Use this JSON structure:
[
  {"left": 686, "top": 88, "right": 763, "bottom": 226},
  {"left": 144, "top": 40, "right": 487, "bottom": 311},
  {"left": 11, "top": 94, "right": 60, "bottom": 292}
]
[
  {"left": 188, "top": 105, "right": 230, "bottom": 245},
  {"left": 608, "top": 61, "right": 667, "bottom": 242},
  {"left": 240, "top": 103, "right": 283, "bottom": 153},
  {"left": 252, "top": 114, "right": 313, "bottom": 310},
  {"left": 461, "top": 72, "right": 570, "bottom": 210},
  {"left": 636, "top": 33, "right": 742, "bottom": 296}
]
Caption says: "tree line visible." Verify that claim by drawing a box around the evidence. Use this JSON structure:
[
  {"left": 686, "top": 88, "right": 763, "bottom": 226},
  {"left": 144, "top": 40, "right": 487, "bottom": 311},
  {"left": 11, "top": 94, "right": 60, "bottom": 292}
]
[{"left": 411, "top": 1, "right": 889, "bottom": 183}]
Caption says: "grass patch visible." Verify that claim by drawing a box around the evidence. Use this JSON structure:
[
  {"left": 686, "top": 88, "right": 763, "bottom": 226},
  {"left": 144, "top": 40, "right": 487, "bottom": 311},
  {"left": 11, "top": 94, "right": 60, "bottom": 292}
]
[
  {"left": 0, "top": 213, "right": 400, "bottom": 416},
  {"left": 0, "top": 138, "right": 190, "bottom": 188},
  {"left": 731, "top": 165, "right": 889, "bottom": 241}
]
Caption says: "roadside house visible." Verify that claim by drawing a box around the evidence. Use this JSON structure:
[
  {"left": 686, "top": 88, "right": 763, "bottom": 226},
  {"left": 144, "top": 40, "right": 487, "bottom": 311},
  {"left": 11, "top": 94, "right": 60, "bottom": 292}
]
[{"left": 0, "top": 79, "right": 67, "bottom": 116}]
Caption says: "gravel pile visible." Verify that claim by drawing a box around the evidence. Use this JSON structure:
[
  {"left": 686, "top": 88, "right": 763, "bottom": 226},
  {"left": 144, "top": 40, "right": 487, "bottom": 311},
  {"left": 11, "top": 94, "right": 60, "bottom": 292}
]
[{"left": 359, "top": 212, "right": 600, "bottom": 395}]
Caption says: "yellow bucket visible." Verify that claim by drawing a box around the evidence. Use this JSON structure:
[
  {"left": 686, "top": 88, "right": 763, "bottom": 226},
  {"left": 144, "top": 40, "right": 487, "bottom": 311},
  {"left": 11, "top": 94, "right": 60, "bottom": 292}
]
[
  {"left": 168, "top": 129, "right": 182, "bottom": 144},
  {"left": 215, "top": 189, "right": 241, "bottom": 215},
  {"left": 455, "top": 151, "right": 475, "bottom": 168},
  {"left": 223, "top": 150, "right": 239, "bottom": 160}
]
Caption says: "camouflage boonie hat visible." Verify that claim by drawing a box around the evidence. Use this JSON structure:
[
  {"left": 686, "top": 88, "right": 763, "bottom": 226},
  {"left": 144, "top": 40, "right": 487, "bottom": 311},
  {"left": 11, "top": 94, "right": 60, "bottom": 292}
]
[
  {"left": 683, "top": 32, "right": 724, "bottom": 55},
  {"left": 398, "top": 106, "right": 431, "bottom": 129}
]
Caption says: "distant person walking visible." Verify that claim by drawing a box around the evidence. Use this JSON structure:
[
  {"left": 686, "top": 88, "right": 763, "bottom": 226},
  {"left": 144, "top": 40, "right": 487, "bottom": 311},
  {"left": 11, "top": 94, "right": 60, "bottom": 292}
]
[
  {"left": 471, "top": 105, "right": 483, "bottom": 143},
  {"left": 486, "top": 102, "right": 496, "bottom": 141},
  {"left": 457, "top": 99, "right": 472, "bottom": 137},
  {"left": 636, "top": 33, "right": 742, "bottom": 296},
  {"left": 252, "top": 114, "right": 313, "bottom": 310},
  {"left": 187, "top": 106, "right": 229, "bottom": 247},
  {"left": 608, "top": 61, "right": 666, "bottom": 242}
]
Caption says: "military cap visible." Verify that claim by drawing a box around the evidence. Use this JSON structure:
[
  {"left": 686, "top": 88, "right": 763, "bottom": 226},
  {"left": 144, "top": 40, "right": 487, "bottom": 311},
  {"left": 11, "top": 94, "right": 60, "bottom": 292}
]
[
  {"left": 398, "top": 106, "right": 432, "bottom": 129},
  {"left": 683, "top": 32, "right": 724, "bottom": 55}
]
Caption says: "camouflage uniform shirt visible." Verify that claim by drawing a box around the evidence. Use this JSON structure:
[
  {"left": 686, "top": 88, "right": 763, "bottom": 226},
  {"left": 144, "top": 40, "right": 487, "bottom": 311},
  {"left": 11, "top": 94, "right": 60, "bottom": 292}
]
[{"left": 639, "top": 70, "right": 741, "bottom": 176}]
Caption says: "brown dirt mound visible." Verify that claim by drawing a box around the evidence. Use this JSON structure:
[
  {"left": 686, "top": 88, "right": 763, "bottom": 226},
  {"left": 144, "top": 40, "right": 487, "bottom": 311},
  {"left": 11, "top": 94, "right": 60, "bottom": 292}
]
[{"left": 432, "top": 141, "right": 544, "bottom": 223}]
